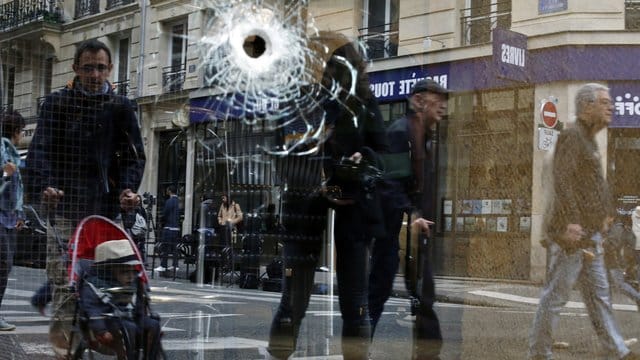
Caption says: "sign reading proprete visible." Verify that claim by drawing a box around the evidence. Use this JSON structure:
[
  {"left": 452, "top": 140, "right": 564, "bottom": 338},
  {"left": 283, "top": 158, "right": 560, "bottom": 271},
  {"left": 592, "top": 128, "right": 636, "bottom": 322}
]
[
  {"left": 368, "top": 63, "right": 450, "bottom": 102},
  {"left": 539, "top": 0, "right": 567, "bottom": 14},
  {"left": 492, "top": 29, "right": 528, "bottom": 82}
]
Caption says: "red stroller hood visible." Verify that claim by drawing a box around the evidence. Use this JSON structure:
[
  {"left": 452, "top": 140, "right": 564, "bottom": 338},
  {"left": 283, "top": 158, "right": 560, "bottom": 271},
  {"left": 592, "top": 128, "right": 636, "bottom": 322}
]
[{"left": 67, "top": 215, "right": 148, "bottom": 286}]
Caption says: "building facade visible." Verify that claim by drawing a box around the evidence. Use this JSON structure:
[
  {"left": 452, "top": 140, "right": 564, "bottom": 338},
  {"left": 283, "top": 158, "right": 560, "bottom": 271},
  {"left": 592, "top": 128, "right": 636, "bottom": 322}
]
[{"left": 2, "top": 0, "right": 640, "bottom": 282}]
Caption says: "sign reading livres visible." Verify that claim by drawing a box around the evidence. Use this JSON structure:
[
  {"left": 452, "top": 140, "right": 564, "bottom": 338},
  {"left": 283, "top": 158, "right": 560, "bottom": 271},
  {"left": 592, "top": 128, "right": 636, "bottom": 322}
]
[{"left": 492, "top": 28, "right": 528, "bottom": 82}]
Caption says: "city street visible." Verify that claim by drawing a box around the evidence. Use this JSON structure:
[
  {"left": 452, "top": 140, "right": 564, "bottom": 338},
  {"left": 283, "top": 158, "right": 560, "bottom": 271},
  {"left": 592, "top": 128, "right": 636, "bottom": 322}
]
[{"left": 3, "top": 266, "right": 640, "bottom": 359}]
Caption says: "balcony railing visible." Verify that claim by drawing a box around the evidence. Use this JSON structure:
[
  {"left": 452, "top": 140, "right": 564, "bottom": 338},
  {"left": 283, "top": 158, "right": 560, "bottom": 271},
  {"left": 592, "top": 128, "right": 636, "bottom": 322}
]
[
  {"left": 626, "top": 1, "right": 640, "bottom": 30},
  {"left": 460, "top": 1, "right": 511, "bottom": 46},
  {"left": 106, "top": 0, "right": 134, "bottom": 11},
  {"left": 0, "top": 0, "right": 63, "bottom": 31},
  {"left": 113, "top": 79, "right": 130, "bottom": 97},
  {"left": 162, "top": 65, "right": 186, "bottom": 92},
  {"left": 358, "top": 23, "right": 399, "bottom": 60},
  {"left": 75, "top": 0, "right": 99, "bottom": 19}
]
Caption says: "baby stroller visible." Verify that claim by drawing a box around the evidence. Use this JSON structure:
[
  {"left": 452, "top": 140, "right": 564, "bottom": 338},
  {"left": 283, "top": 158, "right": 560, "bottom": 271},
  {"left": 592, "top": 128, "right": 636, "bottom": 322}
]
[{"left": 65, "top": 215, "right": 165, "bottom": 359}]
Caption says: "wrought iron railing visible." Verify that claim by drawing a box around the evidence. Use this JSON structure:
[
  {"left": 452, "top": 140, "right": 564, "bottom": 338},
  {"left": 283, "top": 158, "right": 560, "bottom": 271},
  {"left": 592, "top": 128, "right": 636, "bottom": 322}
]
[
  {"left": 113, "top": 79, "right": 130, "bottom": 97},
  {"left": 75, "top": 0, "right": 99, "bottom": 19},
  {"left": 358, "top": 23, "right": 399, "bottom": 60},
  {"left": 626, "top": 0, "right": 640, "bottom": 30},
  {"left": 460, "top": 1, "right": 511, "bottom": 46},
  {"left": 106, "top": 0, "right": 134, "bottom": 10},
  {"left": 162, "top": 65, "right": 186, "bottom": 92},
  {"left": 0, "top": 0, "right": 63, "bottom": 31}
]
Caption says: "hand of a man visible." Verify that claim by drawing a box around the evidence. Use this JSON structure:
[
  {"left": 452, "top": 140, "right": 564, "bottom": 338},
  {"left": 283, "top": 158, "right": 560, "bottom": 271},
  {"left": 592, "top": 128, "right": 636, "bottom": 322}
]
[
  {"left": 95, "top": 331, "right": 113, "bottom": 346},
  {"left": 2, "top": 162, "right": 16, "bottom": 177},
  {"left": 120, "top": 189, "right": 139, "bottom": 212},
  {"left": 412, "top": 217, "right": 434, "bottom": 236},
  {"left": 42, "top": 187, "right": 64, "bottom": 207},
  {"left": 349, "top": 152, "right": 362, "bottom": 164}
]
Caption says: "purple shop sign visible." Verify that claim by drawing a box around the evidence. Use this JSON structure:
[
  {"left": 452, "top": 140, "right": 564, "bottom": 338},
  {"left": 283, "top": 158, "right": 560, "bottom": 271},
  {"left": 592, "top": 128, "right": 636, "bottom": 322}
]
[
  {"left": 539, "top": 0, "right": 567, "bottom": 15},
  {"left": 492, "top": 28, "right": 528, "bottom": 83},
  {"left": 368, "top": 63, "right": 450, "bottom": 103},
  {"left": 609, "top": 82, "right": 640, "bottom": 128}
]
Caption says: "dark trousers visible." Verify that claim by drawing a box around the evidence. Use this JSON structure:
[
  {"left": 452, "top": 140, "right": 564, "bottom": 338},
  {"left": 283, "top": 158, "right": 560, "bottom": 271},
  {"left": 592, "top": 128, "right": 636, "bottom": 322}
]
[
  {"left": 368, "top": 206, "right": 442, "bottom": 359},
  {"left": 368, "top": 205, "right": 403, "bottom": 334},
  {"left": 0, "top": 227, "right": 16, "bottom": 308},
  {"left": 159, "top": 228, "right": 180, "bottom": 268},
  {"left": 413, "top": 245, "right": 443, "bottom": 359},
  {"left": 268, "top": 206, "right": 372, "bottom": 360}
]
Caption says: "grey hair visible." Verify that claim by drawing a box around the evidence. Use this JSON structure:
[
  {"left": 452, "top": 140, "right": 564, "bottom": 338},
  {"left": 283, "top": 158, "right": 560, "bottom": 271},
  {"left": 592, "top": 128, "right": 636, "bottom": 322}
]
[{"left": 575, "top": 83, "right": 609, "bottom": 115}]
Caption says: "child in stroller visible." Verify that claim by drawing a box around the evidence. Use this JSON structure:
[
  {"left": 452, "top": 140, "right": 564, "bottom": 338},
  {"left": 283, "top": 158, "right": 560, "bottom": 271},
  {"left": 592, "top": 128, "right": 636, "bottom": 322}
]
[{"left": 66, "top": 216, "right": 163, "bottom": 359}]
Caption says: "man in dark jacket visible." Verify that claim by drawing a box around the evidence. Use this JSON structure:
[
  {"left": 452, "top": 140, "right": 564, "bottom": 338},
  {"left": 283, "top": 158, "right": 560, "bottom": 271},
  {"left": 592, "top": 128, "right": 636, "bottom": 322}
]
[
  {"left": 528, "top": 83, "right": 639, "bottom": 360},
  {"left": 155, "top": 185, "right": 181, "bottom": 275},
  {"left": 25, "top": 39, "right": 146, "bottom": 357},
  {"left": 369, "top": 79, "right": 448, "bottom": 360},
  {"left": 268, "top": 32, "right": 389, "bottom": 360}
]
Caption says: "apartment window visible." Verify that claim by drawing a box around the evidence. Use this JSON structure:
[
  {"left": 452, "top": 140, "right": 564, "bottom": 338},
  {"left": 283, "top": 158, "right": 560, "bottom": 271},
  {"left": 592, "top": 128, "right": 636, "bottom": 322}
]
[
  {"left": 163, "top": 21, "right": 187, "bottom": 92},
  {"left": 75, "top": 0, "right": 99, "bottom": 19},
  {"left": 626, "top": 0, "right": 640, "bottom": 30},
  {"left": 38, "top": 56, "right": 53, "bottom": 98},
  {"left": 114, "top": 37, "right": 130, "bottom": 96},
  {"left": 106, "top": 0, "right": 133, "bottom": 10},
  {"left": 1, "top": 64, "right": 15, "bottom": 110},
  {"left": 461, "top": 0, "right": 511, "bottom": 46},
  {"left": 360, "top": 0, "right": 399, "bottom": 60}
]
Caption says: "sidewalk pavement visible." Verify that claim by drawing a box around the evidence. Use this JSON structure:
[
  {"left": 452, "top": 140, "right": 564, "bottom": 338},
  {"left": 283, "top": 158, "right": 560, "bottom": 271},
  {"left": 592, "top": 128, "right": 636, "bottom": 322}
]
[
  {"left": 8, "top": 269, "right": 639, "bottom": 358},
  {"left": 156, "top": 266, "right": 640, "bottom": 312}
]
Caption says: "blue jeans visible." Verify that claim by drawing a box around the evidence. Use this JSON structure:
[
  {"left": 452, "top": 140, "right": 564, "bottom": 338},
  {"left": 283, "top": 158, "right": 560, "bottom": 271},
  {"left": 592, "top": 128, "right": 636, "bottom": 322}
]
[{"left": 529, "top": 234, "right": 629, "bottom": 360}]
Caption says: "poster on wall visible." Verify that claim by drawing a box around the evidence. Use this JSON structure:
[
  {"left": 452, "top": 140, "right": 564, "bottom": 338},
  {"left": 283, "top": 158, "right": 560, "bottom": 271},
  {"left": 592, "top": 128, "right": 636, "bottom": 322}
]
[
  {"left": 444, "top": 217, "right": 453, "bottom": 232},
  {"left": 472, "top": 200, "right": 482, "bottom": 215},
  {"left": 462, "top": 200, "right": 473, "bottom": 214},
  {"left": 464, "top": 217, "right": 476, "bottom": 232},
  {"left": 487, "top": 217, "right": 497, "bottom": 232},
  {"left": 497, "top": 217, "right": 509, "bottom": 232},
  {"left": 481, "top": 200, "right": 492, "bottom": 214},
  {"left": 476, "top": 217, "right": 486, "bottom": 232},
  {"left": 443, "top": 200, "right": 453, "bottom": 215},
  {"left": 520, "top": 217, "right": 532, "bottom": 232}
]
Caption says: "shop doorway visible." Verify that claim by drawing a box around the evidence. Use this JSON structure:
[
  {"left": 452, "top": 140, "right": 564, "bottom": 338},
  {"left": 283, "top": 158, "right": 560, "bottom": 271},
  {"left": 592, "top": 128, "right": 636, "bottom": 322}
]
[{"left": 608, "top": 128, "right": 640, "bottom": 226}]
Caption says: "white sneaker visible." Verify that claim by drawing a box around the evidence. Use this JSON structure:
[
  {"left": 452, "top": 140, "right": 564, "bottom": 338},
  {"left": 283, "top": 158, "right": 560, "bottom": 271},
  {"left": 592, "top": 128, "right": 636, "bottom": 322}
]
[
  {"left": 552, "top": 341, "right": 569, "bottom": 349},
  {"left": 0, "top": 318, "right": 15, "bottom": 331},
  {"left": 154, "top": 266, "right": 166, "bottom": 272},
  {"left": 167, "top": 266, "right": 179, "bottom": 272},
  {"left": 625, "top": 338, "right": 638, "bottom": 347}
]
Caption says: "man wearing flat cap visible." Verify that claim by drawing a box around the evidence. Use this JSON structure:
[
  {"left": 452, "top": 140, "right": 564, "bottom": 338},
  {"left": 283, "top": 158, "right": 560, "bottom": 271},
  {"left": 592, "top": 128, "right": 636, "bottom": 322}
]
[{"left": 369, "top": 79, "right": 449, "bottom": 359}]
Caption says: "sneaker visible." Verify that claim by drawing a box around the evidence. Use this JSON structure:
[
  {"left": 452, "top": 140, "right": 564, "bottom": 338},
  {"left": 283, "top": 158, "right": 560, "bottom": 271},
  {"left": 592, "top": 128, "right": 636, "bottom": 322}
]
[
  {"left": 167, "top": 266, "right": 179, "bottom": 272},
  {"left": 0, "top": 318, "right": 15, "bottom": 331},
  {"left": 154, "top": 266, "right": 166, "bottom": 272},
  {"left": 552, "top": 341, "right": 569, "bottom": 349},
  {"left": 626, "top": 338, "right": 639, "bottom": 347}
]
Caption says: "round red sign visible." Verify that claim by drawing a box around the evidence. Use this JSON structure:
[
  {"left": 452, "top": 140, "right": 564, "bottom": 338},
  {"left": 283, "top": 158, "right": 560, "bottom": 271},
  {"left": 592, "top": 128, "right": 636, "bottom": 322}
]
[{"left": 541, "top": 101, "right": 558, "bottom": 128}]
